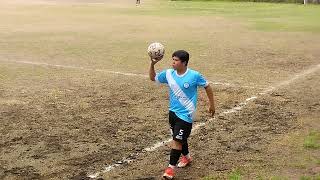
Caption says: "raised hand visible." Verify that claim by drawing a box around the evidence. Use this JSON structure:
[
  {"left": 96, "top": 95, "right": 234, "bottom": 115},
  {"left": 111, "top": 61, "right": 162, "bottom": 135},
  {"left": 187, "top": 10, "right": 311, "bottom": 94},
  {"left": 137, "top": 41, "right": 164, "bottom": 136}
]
[{"left": 150, "top": 56, "right": 163, "bottom": 65}]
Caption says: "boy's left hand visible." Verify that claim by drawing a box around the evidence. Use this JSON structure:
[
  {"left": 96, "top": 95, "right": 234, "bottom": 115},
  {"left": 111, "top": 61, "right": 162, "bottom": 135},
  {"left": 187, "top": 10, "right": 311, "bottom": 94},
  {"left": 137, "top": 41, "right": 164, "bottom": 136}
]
[{"left": 208, "top": 105, "right": 215, "bottom": 117}]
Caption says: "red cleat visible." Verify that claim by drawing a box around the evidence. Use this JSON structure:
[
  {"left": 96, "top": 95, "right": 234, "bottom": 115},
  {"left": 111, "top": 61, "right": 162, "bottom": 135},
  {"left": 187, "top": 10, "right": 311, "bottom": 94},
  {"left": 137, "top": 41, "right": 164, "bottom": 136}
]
[
  {"left": 162, "top": 167, "right": 175, "bottom": 179},
  {"left": 177, "top": 156, "right": 192, "bottom": 168}
]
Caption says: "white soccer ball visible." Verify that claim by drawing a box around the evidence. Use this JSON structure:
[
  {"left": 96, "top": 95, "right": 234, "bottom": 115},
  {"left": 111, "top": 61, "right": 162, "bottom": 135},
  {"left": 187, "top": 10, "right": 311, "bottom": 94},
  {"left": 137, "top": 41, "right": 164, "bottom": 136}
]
[{"left": 147, "top": 42, "right": 165, "bottom": 60}]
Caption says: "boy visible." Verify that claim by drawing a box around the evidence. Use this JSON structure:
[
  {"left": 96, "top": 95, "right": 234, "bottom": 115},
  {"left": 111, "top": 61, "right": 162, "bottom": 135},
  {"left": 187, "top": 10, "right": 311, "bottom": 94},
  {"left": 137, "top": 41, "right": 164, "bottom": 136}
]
[{"left": 149, "top": 50, "right": 215, "bottom": 179}]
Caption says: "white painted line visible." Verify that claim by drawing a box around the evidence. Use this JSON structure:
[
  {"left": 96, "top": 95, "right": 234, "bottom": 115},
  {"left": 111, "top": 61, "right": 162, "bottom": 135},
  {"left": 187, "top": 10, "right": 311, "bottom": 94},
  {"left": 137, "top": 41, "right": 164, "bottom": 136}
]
[
  {"left": 144, "top": 138, "right": 172, "bottom": 152},
  {"left": 221, "top": 96, "right": 258, "bottom": 114},
  {"left": 87, "top": 63, "right": 320, "bottom": 179},
  {"left": 87, "top": 94, "right": 258, "bottom": 178},
  {"left": 260, "top": 64, "right": 320, "bottom": 95},
  {"left": 143, "top": 95, "right": 258, "bottom": 152},
  {"left": 4, "top": 60, "right": 149, "bottom": 78},
  {"left": 87, "top": 156, "right": 136, "bottom": 179},
  {"left": 0, "top": 60, "right": 262, "bottom": 89}
]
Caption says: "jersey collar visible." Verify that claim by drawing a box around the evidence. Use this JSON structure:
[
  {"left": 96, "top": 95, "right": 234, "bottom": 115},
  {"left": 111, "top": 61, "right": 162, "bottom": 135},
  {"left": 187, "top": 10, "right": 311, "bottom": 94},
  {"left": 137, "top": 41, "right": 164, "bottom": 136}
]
[{"left": 175, "top": 68, "right": 189, "bottom": 78}]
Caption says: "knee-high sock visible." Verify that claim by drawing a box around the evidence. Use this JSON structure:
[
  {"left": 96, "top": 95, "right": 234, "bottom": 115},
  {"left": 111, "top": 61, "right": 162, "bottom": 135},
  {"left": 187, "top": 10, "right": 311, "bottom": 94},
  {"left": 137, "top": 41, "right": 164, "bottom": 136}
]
[
  {"left": 182, "top": 142, "right": 189, "bottom": 156},
  {"left": 169, "top": 149, "right": 182, "bottom": 166}
]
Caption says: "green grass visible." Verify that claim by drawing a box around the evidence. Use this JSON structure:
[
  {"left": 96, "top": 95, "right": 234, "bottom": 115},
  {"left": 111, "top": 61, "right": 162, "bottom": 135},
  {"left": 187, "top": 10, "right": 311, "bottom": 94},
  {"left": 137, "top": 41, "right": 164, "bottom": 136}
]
[
  {"left": 201, "top": 169, "right": 243, "bottom": 180},
  {"left": 24, "top": 0, "right": 314, "bottom": 33},
  {"left": 300, "top": 175, "right": 320, "bottom": 180},
  {"left": 129, "top": 1, "right": 320, "bottom": 33},
  {"left": 168, "top": 2, "right": 320, "bottom": 32},
  {"left": 270, "top": 176, "right": 289, "bottom": 180},
  {"left": 228, "top": 169, "right": 242, "bottom": 180},
  {"left": 202, "top": 175, "right": 219, "bottom": 180},
  {"left": 300, "top": 176, "right": 312, "bottom": 180},
  {"left": 304, "top": 131, "right": 320, "bottom": 149},
  {"left": 172, "top": 0, "right": 303, "bottom": 3}
]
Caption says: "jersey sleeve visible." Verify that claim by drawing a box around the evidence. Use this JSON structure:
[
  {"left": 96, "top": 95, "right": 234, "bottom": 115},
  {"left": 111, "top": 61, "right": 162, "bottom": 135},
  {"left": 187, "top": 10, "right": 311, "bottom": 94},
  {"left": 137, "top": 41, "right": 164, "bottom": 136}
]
[
  {"left": 196, "top": 72, "right": 209, "bottom": 87},
  {"left": 155, "top": 70, "right": 168, "bottom": 84}
]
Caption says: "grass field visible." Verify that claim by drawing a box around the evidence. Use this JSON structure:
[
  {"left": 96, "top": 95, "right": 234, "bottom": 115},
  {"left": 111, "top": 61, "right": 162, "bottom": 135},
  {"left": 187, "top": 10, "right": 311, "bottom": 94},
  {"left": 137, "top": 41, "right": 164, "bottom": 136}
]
[{"left": 0, "top": 0, "right": 319, "bottom": 179}]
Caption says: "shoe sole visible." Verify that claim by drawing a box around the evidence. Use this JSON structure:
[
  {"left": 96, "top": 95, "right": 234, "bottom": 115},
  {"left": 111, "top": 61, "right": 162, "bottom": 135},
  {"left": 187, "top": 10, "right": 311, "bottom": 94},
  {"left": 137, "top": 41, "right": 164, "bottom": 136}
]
[
  {"left": 177, "top": 162, "right": 191, "bottom": 168},
  {"left": 177, "top": 164, "right": 187, "bottom": 168},
  {"left": 163, "top": 174, "right": 173, "bottom": 180}
]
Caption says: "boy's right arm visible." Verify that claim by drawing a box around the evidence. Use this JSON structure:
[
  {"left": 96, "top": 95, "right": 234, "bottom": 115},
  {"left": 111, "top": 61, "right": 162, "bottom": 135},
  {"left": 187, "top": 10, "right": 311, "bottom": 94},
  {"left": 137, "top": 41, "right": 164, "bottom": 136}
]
[{"left": 149, "top": 58, "right": 161, "bottom": 81}]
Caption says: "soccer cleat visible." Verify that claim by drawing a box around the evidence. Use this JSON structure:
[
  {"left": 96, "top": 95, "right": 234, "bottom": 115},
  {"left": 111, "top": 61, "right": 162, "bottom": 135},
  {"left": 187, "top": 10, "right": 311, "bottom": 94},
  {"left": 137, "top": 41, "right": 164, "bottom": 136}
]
[
  {"left": 162, "top": 167, "right": 174, "bottom": 179},
  {"left": 177, "top": 156, "right": 192, "bottom": 168}
]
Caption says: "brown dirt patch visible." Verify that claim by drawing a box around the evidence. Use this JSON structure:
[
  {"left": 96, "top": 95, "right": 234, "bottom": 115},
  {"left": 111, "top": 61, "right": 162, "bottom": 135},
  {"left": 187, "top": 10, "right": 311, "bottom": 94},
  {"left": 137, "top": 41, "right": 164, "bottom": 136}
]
[{"left": 0, "top": 62, "right": 255, "bottom": 179}]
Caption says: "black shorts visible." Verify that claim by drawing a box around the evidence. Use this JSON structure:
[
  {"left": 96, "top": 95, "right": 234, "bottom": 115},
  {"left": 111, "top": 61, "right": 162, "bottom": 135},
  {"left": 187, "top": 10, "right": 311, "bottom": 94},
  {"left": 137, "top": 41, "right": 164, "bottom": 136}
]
[{"left": 169, "top": 111, "right": 192, "bottom": 144}]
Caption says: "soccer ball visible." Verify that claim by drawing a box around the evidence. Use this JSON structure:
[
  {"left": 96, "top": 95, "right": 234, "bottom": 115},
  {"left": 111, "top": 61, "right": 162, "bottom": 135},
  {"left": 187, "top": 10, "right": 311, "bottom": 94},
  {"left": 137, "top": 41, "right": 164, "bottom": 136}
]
[{"left": 147, "top": 42, "right": 165, "bottom": 60}]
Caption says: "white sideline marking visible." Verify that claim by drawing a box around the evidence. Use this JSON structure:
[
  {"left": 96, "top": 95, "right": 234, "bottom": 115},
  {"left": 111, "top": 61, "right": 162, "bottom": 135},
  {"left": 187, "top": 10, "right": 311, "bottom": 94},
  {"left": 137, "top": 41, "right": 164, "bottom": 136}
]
[
  {"left": 260, "top": 64, "right": 320, "bottom": 95},
  {"left": 1, "top": 60, "right": 262, "bottom": 89},
  {"left": 87, "top": 63, "right": 320, "bottom": 179},
  {"left": 5, "top": 60, "right": 149, "bottom": 78},
  {"left": 87, "top": 95, "right": 259, "bottom": 178},
  {"left": 144, "top": 138, "right": 172, "bottom": 152}
]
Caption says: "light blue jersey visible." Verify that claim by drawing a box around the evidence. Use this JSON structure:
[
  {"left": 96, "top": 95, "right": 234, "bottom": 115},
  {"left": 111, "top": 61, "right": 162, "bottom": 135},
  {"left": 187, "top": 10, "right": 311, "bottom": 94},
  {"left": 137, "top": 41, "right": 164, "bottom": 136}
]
[{"left": 155, "top": 68, "right": 209, "bottom": 123}]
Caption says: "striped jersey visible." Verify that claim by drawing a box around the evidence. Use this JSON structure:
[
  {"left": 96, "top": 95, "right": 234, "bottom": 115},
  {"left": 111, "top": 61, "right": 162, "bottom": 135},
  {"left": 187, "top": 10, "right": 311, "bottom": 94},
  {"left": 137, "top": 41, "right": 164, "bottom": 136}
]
[{"left": 155, "top": 68, "right": 208, "bottom": 123}]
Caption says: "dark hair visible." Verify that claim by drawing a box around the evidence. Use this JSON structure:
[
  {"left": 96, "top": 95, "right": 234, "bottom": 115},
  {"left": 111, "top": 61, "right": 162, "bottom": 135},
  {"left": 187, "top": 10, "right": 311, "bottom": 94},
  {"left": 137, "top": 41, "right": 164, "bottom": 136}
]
[{"left": 172, "top": 50, "right": 189, "bottom": 66}]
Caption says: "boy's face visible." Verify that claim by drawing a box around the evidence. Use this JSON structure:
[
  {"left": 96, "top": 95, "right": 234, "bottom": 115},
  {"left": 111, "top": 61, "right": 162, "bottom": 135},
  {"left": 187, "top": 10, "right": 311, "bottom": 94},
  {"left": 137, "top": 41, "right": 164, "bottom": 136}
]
[{"left": 172, "top": 56, "right": 186, "bottom": 70}]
